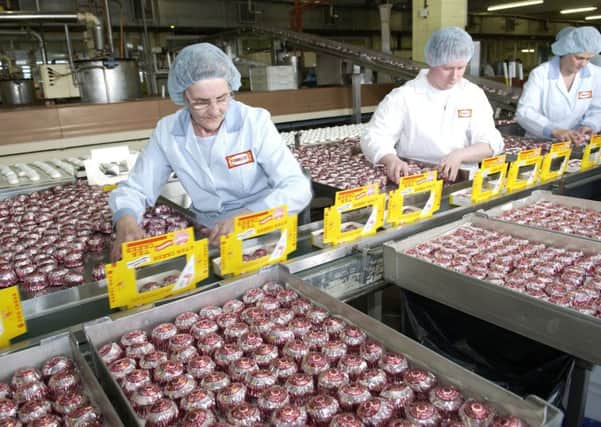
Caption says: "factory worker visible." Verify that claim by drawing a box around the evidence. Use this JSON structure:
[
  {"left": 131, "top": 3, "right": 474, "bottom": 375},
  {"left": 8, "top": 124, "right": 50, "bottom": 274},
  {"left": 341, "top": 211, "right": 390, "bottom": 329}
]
[
  {"left": 516, "top": 26, "right": 601, "bottom": 145},
  {"left": 109, "top": 43, "right": 312, "bottom": 260},
  {"left": 361, "top": 27, "right": 503, "bottom": 183}
]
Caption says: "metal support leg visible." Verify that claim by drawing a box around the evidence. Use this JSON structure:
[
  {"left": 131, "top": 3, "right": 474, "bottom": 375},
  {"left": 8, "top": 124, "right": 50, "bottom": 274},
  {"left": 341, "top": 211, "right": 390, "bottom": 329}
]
[
  {"left": 351, "top": 65, "right": 362, "bottom": 124},
  {"left": 565, "top": 359, "right": 592, "bottom": 427}
]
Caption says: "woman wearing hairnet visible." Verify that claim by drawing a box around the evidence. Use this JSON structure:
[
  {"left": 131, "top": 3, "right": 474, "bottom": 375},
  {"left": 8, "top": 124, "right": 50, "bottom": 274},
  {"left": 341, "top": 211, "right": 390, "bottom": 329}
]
[
  {"left": 516, "top": 26, "right": 601, "bottom": 145},
  {"left": 109, "top": 43, "right": 312, "bottom": 260},
  {"left": 361, "top": 27, "right": 503, "bottom": 183}
]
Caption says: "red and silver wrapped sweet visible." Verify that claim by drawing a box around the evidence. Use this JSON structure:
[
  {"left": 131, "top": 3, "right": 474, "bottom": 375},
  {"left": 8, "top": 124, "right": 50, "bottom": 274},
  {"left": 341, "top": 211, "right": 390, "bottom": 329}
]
[
  {"left": 381, "top": 382, "right": 415, "bottom": 417},
  {"left": 122, "top": 369, "right": 151, "bottom": 396},
  {"left": 63, "top": 270, "right": 84, "bottom": 288},
  {"left": 187, "top": 355, "right": 216, "bottom": 380},
  {"left": 241, "top": 307, "right": 266, "bottom": 325},
  {"left": 379, "top": 352, "right": 409, "bottom": 383},
  {"left": 285, "top": 373, "right": 315, "bottom": 406},
  {"left": 250, "top": 316, "right": 275, "bottom": 338},
  {"left": 491, "top": 415, "right": 528, "bottom": 427},
  {"left": 171, "top": 345, "right": 198, "bottom": 365},
  {"left": 29, "top": 413, "right": 61, "bottom": 427},
  {"left": 12, "top": 381, "right": 48, "bottom": 404},
  {"left": 360, "top": 341, "right": 384, "bottom": 368},
  {"left": 146, "top": 398, "right": 179, "bottom": 427},
  {"left": 215, "top": 312, "right": 239, "bottom": 331},
  {"left": 321, "top": 340, "right": 347, "bottom": 365},
  {"left": 0, "top": 268, "right": 17, "bottom": 288},
  {"left": 271, "top": 404, "right": 307, "bottom": 426},
  {"left": 140, "top": 351, "right": 169, "bottom": 372},
  {"left": 214, "top": 344, "right": 243, "bottom": 369},
  {"left": 179, "top": 387, "right": 215, "bottom": 413},
  {"left": 306, "top": 307, "right": 329, "bottom": 325},
  {"left": 337, "top": 354, "right": 368, "bottom": 380},
  {"left": 405, "top": 401, "right": 442, "bottom": 426},
  {"left": 337, "top": 384, "right": 371, "bottom": 412},
  {"left": 459, "top": 400, "right": 495, "bottom": 427},
  {"left": 306, "top": 394, "right": 340, "bottom": 427},
  {"left": 126, "top": 341, "right": 156, "bottom": 360},
  {"left": 22, "top": 272, "right": 47, "bottom": 293},
  {"left": 47, "top": 268, "right": 68, "bottom": 287},
  {"left": 339, "top": 326, "right": 367, "bottom": 353},
  {"left": 48, "top": 370, "right": 80, "bottom": 397},
  {"left": 302, "top": 328, "right": 329, "bottom": 351},
  {"left": 42, "top": 356, "right": 74, "bottom": 379},
  {"left": 53, "top": 390, "right": 88, "bottom": 415},
  {"left": 151, "top": 323, "right": 178, "bottom": 351},
  {"left": 226, "top": 402, "right": 261, "bottom": 426},
  {"left": 317, "top": 368, "right": 349, "bottom": 396},
  {"left": 198, "top": 305, "right": 222, "bottom": 320},
  {"left": 266, "top": 324, "right": 294, "bottom": 347},
  {"left": 224, "top": 322, "right": 250, "bottom": 343},
  {"left": 168, "top": 333, "right": 194, "bottom": 353},
  {"left": 254, "top": 344, "right": 279, "bottom": 368},
  {"left": 86, "top": 234, "right": 105, "bottom": 252},
  {"left": 247, "top": 369, "right": 277, "bottom": 398},
  {"left": 0, "top": 383, "right": 10, "bottom": 399},
  {"left": 330, "top": 413, "right": 363, "bottom": 427},
  {"left": 229, "top": 357, "right": 259, "bottom": 382},
  {"left": 290, "top": 317, "right": 312, "bottom": 338},
  {"left": 238, "top": 332, "right": 264, "bottom": 355},
  {"left": 222, "top": 299, "right": 245, "bottom": 314},
  {"left": 243, "top": 288, "right": 266, "bottom": 305},
  {"left": 357, "top": 397, "right": 395, "bottom": 427},
  {"left": 200, "top": 371, "right": 231, "bottom": 394},
  {"left": 91, "top": 263, "right": 106, "bottom": 281},
  {"left": 301, "top": 352, "right": 330, "bottom": 377},
  {"left": 181, "top": 408, "right": 216, "bottom": 427},
  {"left": 263, "top": 281, "right": 285, "bottom": 297},
  {"left": 108, "top": 357, "right": 137, "bottom": 384},
  {"left": 120, "top": 329, "right": 148, "bottom": 347},
  {"left": 358, "top": 368, "right": 388, "bottom": 394},
  {"left": 216, "top": 382, "right": 247, "bottom": 412},
  {"left": 276, "top": 288, "right": 299, "bottom": 308},
  {"left": 429, "top": 385, "right": 464, "bottom": 414},
  {"left": 272, "top": 308, "right": 295, "bottom": 326},
  {"left": 197, "top": 332, "right": 224, "bottom": 356},
  {"left": 290, "top": 298, "right": 312, "bottom": 317},
  {"left": 269, "top": 357, "right": 298, "bottom": 385},
  {"left": 131, "top": 383, "right": 163, "bottom": 418},
  {"left": 164, "top": 374, "right": 196, "bottom": 401},
  {"left": 323, "top": 317, "right": 347, "bottom": 339},
  {"left": 153, "top": 360, "right": 184, "bottom": 384},
  {"left": 0, "top": 398, "right": 17, "bottom": 418},
  {"left": 175, "top": 312, "right": 200, "bottom": 333},
  {"left": 258, "top": 385, "right": 290, "bottom": 419},
  {"left": 17, "top": 399, "right": 51, "bottom": 424},
  {"left": 62, "top": 250, "right": 83, "bottom": 268}
]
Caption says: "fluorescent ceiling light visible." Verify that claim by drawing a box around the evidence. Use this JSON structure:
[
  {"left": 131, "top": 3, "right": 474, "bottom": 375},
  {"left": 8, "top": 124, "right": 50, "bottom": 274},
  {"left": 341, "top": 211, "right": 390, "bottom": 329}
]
[
  {"left": 520, "top": 48, "right": 535, "bottom": 53},
  {"left": 560, "top": 7, "right": 597, "bottom": 14},
  {"left": 487, "top": 0, "right": 543, "bottom": 11},
  {"left": 585, "top": 14, "right": 601, "bottom": 19}
]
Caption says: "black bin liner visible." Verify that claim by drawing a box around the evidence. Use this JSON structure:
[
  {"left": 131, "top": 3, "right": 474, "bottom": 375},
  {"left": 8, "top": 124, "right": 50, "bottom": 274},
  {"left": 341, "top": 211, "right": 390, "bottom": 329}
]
[{"left": 400, "top": 290, "right": 573, "bottom": 403}]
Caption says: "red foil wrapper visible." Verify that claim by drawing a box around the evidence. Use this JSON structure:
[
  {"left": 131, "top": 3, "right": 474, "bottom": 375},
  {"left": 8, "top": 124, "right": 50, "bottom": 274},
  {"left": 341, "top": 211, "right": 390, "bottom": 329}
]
[
  {"left": 22, "top": 272, "right": 47, "bottom": 293},
  {"left": 266, "top": 324, "right": 295, "bottom": 347},
  {"left": 215, "top": 312, "right": 239, "bottom": 331},
  {"left": 337, "top": 383, "right": 371, "bottom": 412},
  {"left": 214, "top": 344, "right": 243, "bottom": 369},
  {"left": 168, "top": 333, "right": 194, "bottom": 353},
  {"left": 301, "top": 352, "right": 330, "bottom": 377},
  {"left": 380, "top": 382, "right": 415, "bottom": 417},
  {"left": 429, "top": 385, "right": 464, "bottom": 414},
  {"left": 187, "top": 355, "right": 216, "bottom": 380},
  {"left": 322, "top": 340, "right": 348, "bottom": 365},
  {"left": 241, "top": 307, "right": 267, "bottom": 325},
  {"left": 379, "top": 352, "right": 409, "bottom": 382},
  {"left": 306, "top": 307, "right": 329, "bottom": 325},
  {"left": 175, "top": 312, "right": 200, "bottom": 333},
  {"left": 146, "top": 398, "right": 179, "bottom": 427},
  {"left": 140, "top": 351, "right": 169, "bottom": 371},
  {"left": 269, "top": 357, "right": 298, "bottom": 385},
  {"left": 226, "top": 402, "right": 262, "bottom": 426},
  {"left": 179, "top": 387, "right": 215, "bottom": 413},
  {"left": 18, "top": 398, "right": 51, "bottom": 424},
  {"left": 0, "top": 417, "right": 21, "bottom": 427},
  {"left": 91, "top": 263, "right": 106, "bottom": 280},
  {"left": 120, "top": 329, "right": 148, "bottom": 347},
  {"left": 250, "top": 316, "right": 274, "bottom": 338},
  {"left": 131, "top": 383, "right": 163, "bottom": 418},
  {"left": 254, "top": 344, "right": 279, "bottom": 368},
  {"left": 151, "top": 323, "right": 178, "bottom": 351},
  {"left": 306, "top": 394, "right": 340, "bottom": 427},
  {"left": 339, "top": 327, "right": 367, "bottom": 353},
  {"left": 317, "top": 368, "right": 350, "bottom": 396},
  {"left": 108, "top": 357, "right": 137, "bottom": 384},
  {"left": 153, "top": 361, "right": 184, "bottom": 384},
  {"left": 330, "top": 413, "right": 363, "bottom": 427},
  {"left": 224, "top": 322, "right": 250, "bottom": 343},
  {"left": 29, "top": 413, "right": 61, "bottom": 427},
  {"left": 276, "top": 288, "right": 299, "bottom": 308},
  {"left": 216, "top": 382, "right": 247, "bottom": 412},
  {"left": 13, "top": 381, "right": 48, "bottom": 404},
  {"left": 323, "top": 316, "right": 347, "bottom": 338},
  {"left": 200, "top": 371, "right": 231, "bottom": 394},
  {"left": 302, "top": 328, "right": 329, "bottom": 350},
  {"left": 42, "top": 356, "right": 74, "bottom": 379},
  {"left": 243, "top": 287, "right": 266, "bottom": 305},
  {"left": 238, "top": 332, "right": 264, "bottom": 355},
  {"left": 170, "top": 345, "right": 198, "bottom": 364},
  {"left": 53, "top": 390, "right": 88, "bottom": 415},
  {"left": 357, "top": 397, "right": 395, "bottom": 427},
  {"left": 222, "top": 299, "right": 245, "bottom": 314},
  {"left": 164, "top": 374, "right": 197, "bottom": 401},
  {"left": 258, "top": 385, "right": 290, "bottom": 419},
  {"left": 290, "top": 317, "right": 312, "bottom": 338},
  {"left": 360, "top": 341, "right": 384, "bottom": 368},
  {"left": 197, "top": 332, "right": 224, "bottom": 356},
  {"left": 491, "top": 415, "right": 528, "bottom": 427},
  {"left": 0, "top": 398, "right": 17, "bottom": 418},
  {"left": 126, "top": 341, "right": 156, "bottom": 360},
  {"left": 181, "top": 408, "right": 216, "bottom": 427},
  {"left": 48, "top": 370, "right": 80, "bottom": 397},
  {"left": 337, "top": 354, "right": 368, "bottom": 380},
  {"left": 289, "top": 298, "right": 312, "bottom": 317},
  {"left": 0, "top": 383, "right": 10, "bottom": 399},
  {"left": 405, "top": 401, "right": 442, "bottom": 426},
  {"left": 198, "top": 305, "right": 222, "bottom": 320},
  {"left": 47, "top": 268, "right": 68, "bottom": 287},
  {"left": 358, "top": 368, "right": 388, "bottom": 394},
  {"left": 247, "top": 369, "right": 278, "bottom": 399},
  {"left": 122, "top": 369, "right": 151, "bottom": 396},
  {"left": 459, "top": 400, "right": 495, "bottom": 427},
  {"left": 263, "top": 281, "right": 285, "bottom": 296},
  {"left": 271, "top": 404, "right": 308, "bottom": 426},
  {"left": 285, "top": 373, "right": 315, "bottom": 406}
]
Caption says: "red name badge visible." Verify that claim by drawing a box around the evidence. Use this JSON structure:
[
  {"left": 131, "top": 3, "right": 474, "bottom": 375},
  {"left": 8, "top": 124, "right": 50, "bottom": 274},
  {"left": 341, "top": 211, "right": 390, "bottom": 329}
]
[
  {"left": 578, "top": 90, "right": 593, "bottom": 99},
  {"left": 226, "top": 150, "right": 255, "bottom": 169},
  {"left": 457, "top": 109, "right": 472, "bottom": 118}
]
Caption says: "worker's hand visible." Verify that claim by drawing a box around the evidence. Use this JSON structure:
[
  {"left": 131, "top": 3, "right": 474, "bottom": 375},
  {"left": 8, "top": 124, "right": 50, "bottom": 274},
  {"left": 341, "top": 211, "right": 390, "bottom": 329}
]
[
  {"left": 438, "top": 150, "right": 465, "bottom": 182},
  {"left": 205, "top": 210, "right": 252, "bottom": 247},
  {"left": 552, "top": 128, "right": 584, "bottom": 145},
  {"left": 111, "top": 215, "right": 145, "bottom": 263},
  {"left": 379, "top": 154, "right": 409, "bottom": 184},
  {"left": 575, "top": 126, "right": 593, "bottom": 145}
]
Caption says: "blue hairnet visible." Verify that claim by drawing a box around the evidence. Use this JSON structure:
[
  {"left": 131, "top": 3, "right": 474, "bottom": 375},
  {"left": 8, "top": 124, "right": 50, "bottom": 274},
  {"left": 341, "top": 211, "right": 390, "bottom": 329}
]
[
  {"left": 551, "top": 26, "right": 601, "bottom": 56},
  {"left": 424, "top": 27, "right": 474, "bottom": 67},
  {"left": 167, "top": 43, "right": 241, "bottom": 105},
  {"left": 555, "top": 26, "right": 575, "bottom": 41}
]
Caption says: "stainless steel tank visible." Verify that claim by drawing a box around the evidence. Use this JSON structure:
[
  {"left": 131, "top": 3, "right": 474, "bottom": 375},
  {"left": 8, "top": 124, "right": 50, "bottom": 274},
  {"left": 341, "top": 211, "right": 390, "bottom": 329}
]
[
  {"left": 0, "top": 79, "right": 36, "bottom": 105},
  {"left": 75, "top": 58, "right": 141, "bottom": 103}
]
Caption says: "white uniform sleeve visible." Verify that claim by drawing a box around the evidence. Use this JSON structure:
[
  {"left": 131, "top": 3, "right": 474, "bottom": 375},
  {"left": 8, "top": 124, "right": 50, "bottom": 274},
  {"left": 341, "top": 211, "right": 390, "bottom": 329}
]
[
  {"left": 470, "top": 89, "right": 504, "bottom": 155},
  {"left": 581, "top": 67, "right": 601, "bottom": 133},
  {"left": 109, "top": 128, "right": 174, "bottom": 224},
  {"left": 245, "top": 111, "right": 312, "bottom": 214},
  {"left": 516, "top": 69, "right": 554, "bottom": 139},
  {"left": 360, "top": 90, "right": 405, "bottom": 164}
]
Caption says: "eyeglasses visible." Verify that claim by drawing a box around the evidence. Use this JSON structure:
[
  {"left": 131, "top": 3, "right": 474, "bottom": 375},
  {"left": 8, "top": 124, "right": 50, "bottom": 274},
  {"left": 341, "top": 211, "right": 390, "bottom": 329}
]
[{"left": 186, "top": 92, "right": 231, "bottom": 111}]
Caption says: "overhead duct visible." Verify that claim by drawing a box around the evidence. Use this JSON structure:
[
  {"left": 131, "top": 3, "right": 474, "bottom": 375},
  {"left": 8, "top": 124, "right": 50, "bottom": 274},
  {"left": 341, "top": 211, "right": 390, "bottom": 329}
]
[
  {"left": 0, "top": 11, "right": 105, "bottom": 51},
  {"left": 0, "top": 29, "right": 47, "bottom": 64}
]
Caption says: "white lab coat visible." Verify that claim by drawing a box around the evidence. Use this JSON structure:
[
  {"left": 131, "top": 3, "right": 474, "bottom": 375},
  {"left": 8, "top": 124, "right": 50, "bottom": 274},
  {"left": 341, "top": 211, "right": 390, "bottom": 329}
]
[
  {"left": 361, "top": 69, "right": 504, "bottom": 168},
  {"left": 109, "top": 100, "right": 312, "bottom": 228},
  {"left": 516, "top": 57, "right": 601, "bottom": 139}
]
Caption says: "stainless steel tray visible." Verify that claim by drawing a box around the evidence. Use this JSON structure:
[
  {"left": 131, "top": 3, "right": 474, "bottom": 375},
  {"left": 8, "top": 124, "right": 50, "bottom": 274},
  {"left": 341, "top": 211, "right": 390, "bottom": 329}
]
[
  {"left": 0, "top": 332, "right": 122, "bottom": 426},
  {"left": 85, "top": 264, "right": 562, "bottom": 427},
  {"left": 383, "top": 214, "right": 601, "bottom": 366}
]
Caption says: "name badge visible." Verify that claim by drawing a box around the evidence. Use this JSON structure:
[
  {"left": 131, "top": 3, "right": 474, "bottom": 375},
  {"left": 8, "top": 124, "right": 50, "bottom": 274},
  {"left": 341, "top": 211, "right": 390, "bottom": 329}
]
[
  {"left": 578, "top": 90, "right": 592, "bottom": 99},
  {"left": 226, "top": 150, "right": 255, "bottom": 169},
  {"left": 457, "top": 109, "right": 472, "bottom": 118}
]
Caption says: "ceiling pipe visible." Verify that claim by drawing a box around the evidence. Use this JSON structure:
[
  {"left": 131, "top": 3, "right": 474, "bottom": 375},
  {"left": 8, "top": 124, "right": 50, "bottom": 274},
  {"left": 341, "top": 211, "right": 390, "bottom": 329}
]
[
  {"left": 0, "top": 11, "right": 105, "bottom": 51},
  {"left": 102, "top": 0, "right": 114, "bottom": 55},
  {"left": 0, "top": 28, "right": 47, "bottom": 63}
]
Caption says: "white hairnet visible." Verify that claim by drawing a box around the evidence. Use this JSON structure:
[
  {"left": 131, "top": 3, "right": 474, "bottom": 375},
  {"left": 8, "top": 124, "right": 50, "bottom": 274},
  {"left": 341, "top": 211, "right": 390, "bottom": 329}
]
[
  {"left": 424, "top": 27, "right": 474, "bottom": 67},
  {"left": 551, "top": 26, "right": 601, "bottom": 56},
  {"left": 167, "top": 43, "right": 241, "bottom": 105},
  {"left": 555, "top": 26, "right": 575, "bottom": 41}
]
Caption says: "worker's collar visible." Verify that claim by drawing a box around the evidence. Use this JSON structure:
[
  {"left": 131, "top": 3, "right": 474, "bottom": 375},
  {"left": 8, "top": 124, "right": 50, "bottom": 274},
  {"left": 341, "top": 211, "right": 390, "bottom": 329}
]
[
  {"left": 548, "top": 56, "right": 591, "bottom": 79},
  {"left": 172, "top": 99, "right": 243, "bottom": 137},
  {"left": 415, "top": 69, "right": 462, "bottom": 94}
]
